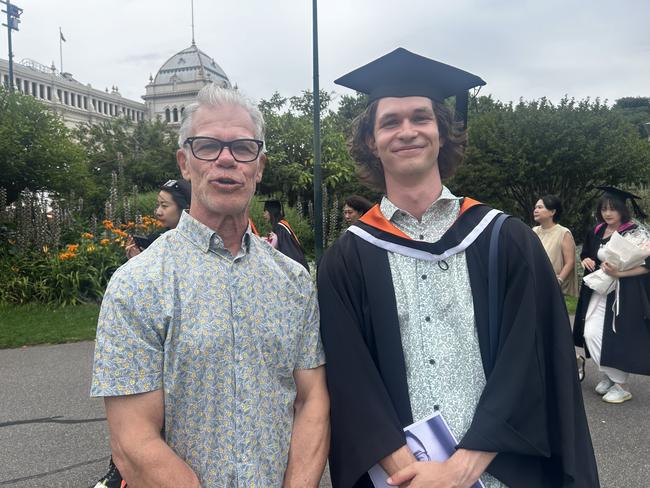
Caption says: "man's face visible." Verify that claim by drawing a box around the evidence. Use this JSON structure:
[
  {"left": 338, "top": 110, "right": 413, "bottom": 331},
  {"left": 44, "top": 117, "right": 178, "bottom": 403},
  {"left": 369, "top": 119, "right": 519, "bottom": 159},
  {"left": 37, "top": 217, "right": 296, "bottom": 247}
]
[
  {"left": 370, "top": 96, "right": 442, "bottom": 187},
  {"left": 177, "top": 105, "right": 265, "bottom": 222}
]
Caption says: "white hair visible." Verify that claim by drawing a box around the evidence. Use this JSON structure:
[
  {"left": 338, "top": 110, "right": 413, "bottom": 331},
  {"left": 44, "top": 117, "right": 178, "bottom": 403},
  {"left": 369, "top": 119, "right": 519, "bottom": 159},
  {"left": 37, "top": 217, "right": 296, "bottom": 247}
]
[{"left": 177, "top": 84, "right": 266, "bottom": 152}]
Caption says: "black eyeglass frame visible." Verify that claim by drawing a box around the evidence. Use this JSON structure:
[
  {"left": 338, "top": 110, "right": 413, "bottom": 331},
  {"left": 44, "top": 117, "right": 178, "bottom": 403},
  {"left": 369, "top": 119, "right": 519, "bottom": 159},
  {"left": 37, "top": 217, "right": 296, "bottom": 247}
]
[{"left": 183, "top": 137, "right": 264, "bottom": 163}]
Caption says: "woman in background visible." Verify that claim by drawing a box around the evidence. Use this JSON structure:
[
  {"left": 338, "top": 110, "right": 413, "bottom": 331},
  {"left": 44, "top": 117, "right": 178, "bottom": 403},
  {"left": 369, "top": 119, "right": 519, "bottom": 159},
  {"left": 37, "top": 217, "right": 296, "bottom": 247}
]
[
  {"left": 263, "top": 199, "right": 309, "bottom": 270},
  {"left": 532, "top": 195, "right": 578, "bottom": 297},
  {"left": 573, "top": 187, "right": 650, "bottom": 404},
  {"left": 125, "top": 179, "right": 191, "bottom": 259}
]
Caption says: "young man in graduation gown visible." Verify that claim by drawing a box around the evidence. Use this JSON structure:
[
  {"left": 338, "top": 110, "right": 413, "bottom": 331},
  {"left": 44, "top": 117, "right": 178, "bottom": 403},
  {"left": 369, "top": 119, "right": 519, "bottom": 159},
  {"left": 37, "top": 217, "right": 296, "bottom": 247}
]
[{"left": 317, "top": 48, "right": 599, "bottom": 488}]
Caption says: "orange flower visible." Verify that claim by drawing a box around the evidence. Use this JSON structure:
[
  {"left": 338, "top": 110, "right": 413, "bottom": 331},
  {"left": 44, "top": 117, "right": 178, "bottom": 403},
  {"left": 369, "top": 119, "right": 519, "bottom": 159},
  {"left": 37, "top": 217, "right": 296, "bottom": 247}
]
[
  {"left": 102, "top": 220, "right": 114, "bottom": 230},
  {"left": 58, "top": 251, "right": 76, "bottom": 261},
  {"left": 112, "top": 229, "right": 129, "bottom": 238},
  {"left": 81, "top": 232, "right": 94, "bottom": 239},
  {"left": 66, "top": 244, "right": 79, "bottom": 252},
  {"left": 125, "top": 221, "right": 135, "bottom": 229},
  {"left": 99, "top": 238, "right": 110, "bottom": 246}
]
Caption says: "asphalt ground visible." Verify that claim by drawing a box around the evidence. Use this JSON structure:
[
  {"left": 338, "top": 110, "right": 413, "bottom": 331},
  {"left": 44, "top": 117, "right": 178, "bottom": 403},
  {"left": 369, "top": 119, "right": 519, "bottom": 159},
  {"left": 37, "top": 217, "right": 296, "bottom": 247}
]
[{"left": 0, "top": 341, "right": 648, "bottom": 487}]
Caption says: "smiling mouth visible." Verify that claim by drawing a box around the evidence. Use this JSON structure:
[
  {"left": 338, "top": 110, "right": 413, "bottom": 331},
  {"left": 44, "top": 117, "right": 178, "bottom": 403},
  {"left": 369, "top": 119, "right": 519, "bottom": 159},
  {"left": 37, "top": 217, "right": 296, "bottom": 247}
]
[{"left": 212, "top": 177, "right": 241, "bottom": 186}]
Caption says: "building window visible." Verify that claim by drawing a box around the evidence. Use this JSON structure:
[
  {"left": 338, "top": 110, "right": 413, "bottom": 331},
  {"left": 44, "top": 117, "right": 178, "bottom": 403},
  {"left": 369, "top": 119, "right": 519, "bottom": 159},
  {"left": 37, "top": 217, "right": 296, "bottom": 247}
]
[
  {"left": 39, "top": 84, "right": 45, "bottom": 98},
  {"left": 31, "top": 82, "right": 37, "bottom": 96},
  {"left": 165, "top": 108, "right": 170, "bottom": 122},
  {"left": 173, "top": 107, "right": 178, "bottom": 122},
  {"left": 16, "top": 78, "right": 21, "bottom": 92},
  {"left": 47, "top": 86, "right": 52, "bottom": 101},
  {"left": 70, "top": 93, "right": 75, "bottom": 107},
  {"left": 57, "top": 89, "right": 62, "bottom": 101},
  {"left": 2, "top": 74, "right": 8, "bottom": 88},
  {"left": 64, "top": 91, "right": 69, "bottom": 105},
  {"left": 180, "top": 106, "right": 185, "bottom": 117},
  {"left": 83, "top": 97, "right": 88, "bottom": 110}
]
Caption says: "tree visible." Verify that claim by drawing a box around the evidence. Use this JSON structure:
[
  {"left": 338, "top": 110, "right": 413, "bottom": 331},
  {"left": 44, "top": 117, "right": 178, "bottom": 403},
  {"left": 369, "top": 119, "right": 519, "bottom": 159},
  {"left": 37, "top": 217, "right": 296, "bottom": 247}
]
[
  {"left": 450, "top": 96, "right": 650, "bottom": 239},
  {"left": 258, "top": 90, "right": 359, "bottom": 205},
  {"left": 0, "top": 87, "right": 89, "bottom": 203},
  {"left": 73, "top": 117, "right": 179, "bottom": 209}
]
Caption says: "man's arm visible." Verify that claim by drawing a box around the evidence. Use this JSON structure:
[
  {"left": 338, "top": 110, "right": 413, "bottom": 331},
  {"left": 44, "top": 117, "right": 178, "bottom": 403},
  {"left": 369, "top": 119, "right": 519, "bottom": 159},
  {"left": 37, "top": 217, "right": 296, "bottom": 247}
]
[
  {"left": 105, "top": 390, "right": 201, "bottom": 488},
  {"left": 283, "top": 365, "right": 330, "bottom": 488}
]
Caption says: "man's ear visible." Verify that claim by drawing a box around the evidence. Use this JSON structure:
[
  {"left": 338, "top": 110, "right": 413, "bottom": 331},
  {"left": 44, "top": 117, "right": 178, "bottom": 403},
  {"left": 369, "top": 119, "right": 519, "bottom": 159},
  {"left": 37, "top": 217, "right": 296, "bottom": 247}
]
[
  {"left": 368, "top": 137, "right": 378, "bottom": 157},
  {"left": 177, "top": 149, "right": 191, "bottom": 181},
  {"left": 255, "top": 153, "right": 267, "bottom": 183}
]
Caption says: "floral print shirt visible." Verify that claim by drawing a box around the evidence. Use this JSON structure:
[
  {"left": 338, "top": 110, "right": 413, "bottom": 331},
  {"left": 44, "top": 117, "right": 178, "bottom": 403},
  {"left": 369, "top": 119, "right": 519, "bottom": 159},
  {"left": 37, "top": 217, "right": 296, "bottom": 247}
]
[{"left": 91, "top": 211, "right": 324, "bottom": 488}]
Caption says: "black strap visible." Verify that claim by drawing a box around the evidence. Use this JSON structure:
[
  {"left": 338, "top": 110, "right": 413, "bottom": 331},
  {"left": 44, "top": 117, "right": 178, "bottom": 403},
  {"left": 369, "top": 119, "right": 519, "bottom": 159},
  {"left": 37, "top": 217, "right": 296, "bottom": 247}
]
[{"left": 487, "top": 213, "right": 509, "bottom": 376}]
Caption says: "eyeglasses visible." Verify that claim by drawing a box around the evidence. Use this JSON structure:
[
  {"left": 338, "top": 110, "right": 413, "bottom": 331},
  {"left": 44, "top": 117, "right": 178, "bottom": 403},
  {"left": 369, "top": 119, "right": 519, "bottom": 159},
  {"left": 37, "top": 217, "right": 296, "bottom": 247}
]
[{"left": 183, "top": 137, "right": 264, "bottom": 163}]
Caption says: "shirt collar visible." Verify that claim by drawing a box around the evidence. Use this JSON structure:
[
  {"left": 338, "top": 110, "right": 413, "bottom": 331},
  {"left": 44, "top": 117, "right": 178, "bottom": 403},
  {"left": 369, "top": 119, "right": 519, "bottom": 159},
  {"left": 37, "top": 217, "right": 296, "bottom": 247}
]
[
  {"left": 176, "top": 211, "right": 252, "bottom": 256},
  {"left": 380, "top": 186, "right": 461, "bottom": 222}
]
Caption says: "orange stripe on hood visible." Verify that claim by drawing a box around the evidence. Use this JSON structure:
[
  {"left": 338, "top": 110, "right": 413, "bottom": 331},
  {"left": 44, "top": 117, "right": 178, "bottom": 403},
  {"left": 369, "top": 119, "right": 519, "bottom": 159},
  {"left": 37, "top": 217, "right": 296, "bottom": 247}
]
[{"left": 358, "top": 197, "right": 483, "bottom": 239}]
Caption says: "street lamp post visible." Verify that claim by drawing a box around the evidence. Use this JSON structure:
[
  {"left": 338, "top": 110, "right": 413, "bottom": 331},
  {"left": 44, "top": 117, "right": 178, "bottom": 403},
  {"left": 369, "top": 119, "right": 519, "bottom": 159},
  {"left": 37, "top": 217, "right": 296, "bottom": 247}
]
[
  {"left": 312, "top": 0, "right": 323, "bottom": 260},
  {"left": 1, "top": 0, "right": 23, "bottom": 92}
]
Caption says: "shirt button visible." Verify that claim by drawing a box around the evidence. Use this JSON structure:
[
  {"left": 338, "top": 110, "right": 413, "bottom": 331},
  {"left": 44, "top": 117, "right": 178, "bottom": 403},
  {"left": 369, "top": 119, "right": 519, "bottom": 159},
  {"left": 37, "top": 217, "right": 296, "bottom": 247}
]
[
  {"left": 419, "top": 234, "right": 425, "bottom": 240},
  {"left": 424, "top": 316, "right": 431, "bottom": 322},
  {"left": 433, "top": 404, "right": 440, "bottom": 411},
  {"left": 429, "top": 358, "right": 435, "bottom": 365},
  {"left": 421, "top": 274, "right": 427, "bottom": 280}
]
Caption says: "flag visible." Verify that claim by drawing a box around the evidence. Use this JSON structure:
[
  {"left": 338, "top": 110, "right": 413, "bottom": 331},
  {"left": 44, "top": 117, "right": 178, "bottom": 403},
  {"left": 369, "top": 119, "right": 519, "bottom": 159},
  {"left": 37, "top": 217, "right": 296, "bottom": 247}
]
[{"left": 60, "top": 29, "right": 66, "bottom": 42}]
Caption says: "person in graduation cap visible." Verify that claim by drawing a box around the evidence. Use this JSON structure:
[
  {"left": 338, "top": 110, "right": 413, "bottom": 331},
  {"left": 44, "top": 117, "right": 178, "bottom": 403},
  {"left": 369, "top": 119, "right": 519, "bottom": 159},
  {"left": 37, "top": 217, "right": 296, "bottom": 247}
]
[
  {"left": 263, "top": 199, "right": 310, "bottom": 270},
  {"left": 317, "top": 48, "right": 599, "bottom": 488},
  {"left": 573, "top": 186, "right": 650, "bottom": 404}
]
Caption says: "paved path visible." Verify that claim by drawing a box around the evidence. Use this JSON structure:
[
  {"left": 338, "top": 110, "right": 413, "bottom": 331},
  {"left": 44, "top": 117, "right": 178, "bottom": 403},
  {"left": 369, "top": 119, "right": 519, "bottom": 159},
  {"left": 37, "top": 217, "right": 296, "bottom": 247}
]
[{"left": 0, "top": 341, "right": 648, "bottom": 487}]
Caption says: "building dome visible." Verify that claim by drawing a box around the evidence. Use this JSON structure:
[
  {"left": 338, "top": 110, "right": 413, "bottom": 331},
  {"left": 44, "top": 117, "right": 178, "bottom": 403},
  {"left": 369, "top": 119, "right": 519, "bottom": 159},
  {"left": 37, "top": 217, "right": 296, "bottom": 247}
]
[{"left": 154, "top": 43, "right": 231, "bottom": 87}]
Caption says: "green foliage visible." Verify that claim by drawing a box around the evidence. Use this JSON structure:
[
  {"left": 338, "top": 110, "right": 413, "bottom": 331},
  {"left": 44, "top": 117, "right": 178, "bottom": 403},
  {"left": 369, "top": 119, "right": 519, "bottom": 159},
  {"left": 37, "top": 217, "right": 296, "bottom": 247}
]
[
  {"left": 0, "top": 302, "right": 99, "bottom": 348},
  {"left": 258, "top": 91, "right": 359, "bottom": 205},
  {"left": 0, "top": 87, "right": 90, "bottom": 203},
  {"left": 0, "top": 236, "right": 126, "bottom": 306},
  {"left": 613, "top": 97, "right": 650, "bottom": 138},
  {"left": 73, "top": 117, "right": 180, "bottom": 210},
  {"left": 450, "top": 96, "right": 650, "bottom": 240}
]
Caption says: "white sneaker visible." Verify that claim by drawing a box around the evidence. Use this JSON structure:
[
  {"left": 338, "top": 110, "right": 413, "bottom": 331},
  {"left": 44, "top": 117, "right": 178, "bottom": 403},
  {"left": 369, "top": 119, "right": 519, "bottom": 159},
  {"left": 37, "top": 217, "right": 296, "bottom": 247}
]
[
  {"left": 602, "top": 384, "right": 632, "bottom": 404},
  {"left": 595, "top": 377, "right": 614, "bottom": 395}
]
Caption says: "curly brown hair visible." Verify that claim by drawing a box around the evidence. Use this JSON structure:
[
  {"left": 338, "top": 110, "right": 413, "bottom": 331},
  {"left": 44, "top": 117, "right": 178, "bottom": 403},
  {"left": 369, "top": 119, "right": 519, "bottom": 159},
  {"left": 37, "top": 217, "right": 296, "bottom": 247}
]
[{"left": 349, "top": 98, "right": 468, "bottom": 192}]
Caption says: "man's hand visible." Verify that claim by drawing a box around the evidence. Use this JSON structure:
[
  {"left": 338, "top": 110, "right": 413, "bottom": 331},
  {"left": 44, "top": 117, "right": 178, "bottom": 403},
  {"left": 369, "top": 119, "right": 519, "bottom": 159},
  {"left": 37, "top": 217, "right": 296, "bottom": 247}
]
[{"left": 386, "top": 449, "right": 496, "bottom": 488}]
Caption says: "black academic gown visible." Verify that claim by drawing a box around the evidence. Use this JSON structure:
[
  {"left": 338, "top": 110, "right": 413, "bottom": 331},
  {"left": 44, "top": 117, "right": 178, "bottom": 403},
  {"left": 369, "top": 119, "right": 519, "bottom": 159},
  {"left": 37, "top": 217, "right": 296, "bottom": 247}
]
[
  {"left": 573, "top": 223, "right": 650, "bottom": 374},
  {"left": 273, "top": 220, "right": 309, "bottom": 271},
  {"left": 318, "top": 203, "right": 599, "bottom": 488}
]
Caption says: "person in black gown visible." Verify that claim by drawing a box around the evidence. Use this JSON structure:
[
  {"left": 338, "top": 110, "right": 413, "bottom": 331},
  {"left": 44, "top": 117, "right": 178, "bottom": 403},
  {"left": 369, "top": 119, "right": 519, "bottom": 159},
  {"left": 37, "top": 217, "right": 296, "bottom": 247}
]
[
  {"left": 318, "top": 48, "right": 599, "bottom": 488},
  {"left": 573, "top": 186, "right": 650, "bottom": 403},
  {"left": 263, "top": 199, "right": 309, "bottom": 270}
]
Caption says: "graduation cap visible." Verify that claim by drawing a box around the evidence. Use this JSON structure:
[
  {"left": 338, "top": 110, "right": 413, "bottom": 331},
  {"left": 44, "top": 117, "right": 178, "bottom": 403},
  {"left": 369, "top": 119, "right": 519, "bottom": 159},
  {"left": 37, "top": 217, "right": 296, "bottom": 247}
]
[
  {"left": 334, "top": 47, "right": 486, "bottom": 127},
  {"left": 596, "top": 185, "right": 647, "bottom": 219}
]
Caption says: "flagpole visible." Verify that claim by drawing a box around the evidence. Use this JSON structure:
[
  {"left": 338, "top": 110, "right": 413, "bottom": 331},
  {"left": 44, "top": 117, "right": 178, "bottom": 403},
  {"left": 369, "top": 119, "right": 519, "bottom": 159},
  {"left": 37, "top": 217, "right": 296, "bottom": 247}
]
[{"left": 59, "top": 26, "right": 63, "bottom": 73}]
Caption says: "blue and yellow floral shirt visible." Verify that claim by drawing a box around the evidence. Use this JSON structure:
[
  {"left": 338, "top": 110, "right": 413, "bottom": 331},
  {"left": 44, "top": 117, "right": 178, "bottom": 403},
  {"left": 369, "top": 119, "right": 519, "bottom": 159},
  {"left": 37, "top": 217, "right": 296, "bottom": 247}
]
[{"left": 91, "top": 211, "right": 324, "bottom": 487}]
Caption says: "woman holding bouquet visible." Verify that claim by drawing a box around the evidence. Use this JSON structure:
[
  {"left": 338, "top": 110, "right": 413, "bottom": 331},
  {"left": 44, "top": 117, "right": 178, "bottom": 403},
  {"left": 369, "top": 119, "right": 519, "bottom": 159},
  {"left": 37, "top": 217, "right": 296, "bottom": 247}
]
[{"left": 573, "top": 186, "right": 650, "bottom": 404}]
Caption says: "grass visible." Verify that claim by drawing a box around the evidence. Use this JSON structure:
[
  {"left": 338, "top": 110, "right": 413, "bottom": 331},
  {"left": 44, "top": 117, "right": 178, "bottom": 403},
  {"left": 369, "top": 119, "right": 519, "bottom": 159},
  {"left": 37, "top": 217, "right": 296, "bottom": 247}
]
[
  {"left": 0, "top": 302, "right": 99, "bottom": 349},
  {"left": 0, "top": 295, "right": 578, "bottom": 349}
]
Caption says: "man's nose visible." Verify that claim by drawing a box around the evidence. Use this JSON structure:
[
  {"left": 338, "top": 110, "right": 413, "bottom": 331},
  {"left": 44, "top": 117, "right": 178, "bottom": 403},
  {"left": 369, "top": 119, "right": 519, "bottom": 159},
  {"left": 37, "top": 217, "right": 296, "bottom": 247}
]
[
  {"left": 397, "top": 120, "right": 417, "bottom": 138},
  {"left": 214, "top": 146, "right": 236, "bottom": 167}
]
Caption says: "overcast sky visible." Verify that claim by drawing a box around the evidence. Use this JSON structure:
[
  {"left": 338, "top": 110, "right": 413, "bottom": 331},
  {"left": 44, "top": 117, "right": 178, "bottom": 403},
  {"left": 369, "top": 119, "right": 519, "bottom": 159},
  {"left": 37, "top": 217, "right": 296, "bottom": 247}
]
[{"left": 5, "top": 0, "right": 649, "bottom": 108}]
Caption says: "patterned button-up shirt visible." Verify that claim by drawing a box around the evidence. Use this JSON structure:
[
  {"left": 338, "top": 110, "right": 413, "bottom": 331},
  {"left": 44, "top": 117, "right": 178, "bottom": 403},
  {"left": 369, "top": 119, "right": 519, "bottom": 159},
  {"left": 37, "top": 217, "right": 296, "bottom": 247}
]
[
  {"left": 91, "top": 211, "right": 324, "bottom": 488},
  {"left": 381, "top": 187, "right": 505, "bottom": 488}
]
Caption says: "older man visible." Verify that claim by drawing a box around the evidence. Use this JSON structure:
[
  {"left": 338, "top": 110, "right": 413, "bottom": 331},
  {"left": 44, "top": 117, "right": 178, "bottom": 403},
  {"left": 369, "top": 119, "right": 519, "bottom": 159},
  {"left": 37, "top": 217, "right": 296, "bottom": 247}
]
[
  {"left": 91, "top": 84, "right": 329, "bottom": 487},
  {"left": 318, "top": 48, "right": 598, "bottom": 488}
]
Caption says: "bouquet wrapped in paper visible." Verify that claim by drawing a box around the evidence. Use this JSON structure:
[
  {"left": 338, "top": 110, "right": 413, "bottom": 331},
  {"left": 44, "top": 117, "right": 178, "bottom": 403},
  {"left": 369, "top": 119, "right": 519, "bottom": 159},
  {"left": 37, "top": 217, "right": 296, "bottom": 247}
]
[{"left": 583, "top": 226, "right": 650, "bottom": 295}]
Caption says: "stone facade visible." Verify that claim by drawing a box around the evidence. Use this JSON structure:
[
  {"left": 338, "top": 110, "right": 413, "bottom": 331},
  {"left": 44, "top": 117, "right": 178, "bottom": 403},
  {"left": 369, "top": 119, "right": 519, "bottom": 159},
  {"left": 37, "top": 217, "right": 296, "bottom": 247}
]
[
  {"left": 0, "top": 58, "right": 146, "bottom": 128},
  {"left": 143, "top": 42, "right": 231, "bottom": 127}
]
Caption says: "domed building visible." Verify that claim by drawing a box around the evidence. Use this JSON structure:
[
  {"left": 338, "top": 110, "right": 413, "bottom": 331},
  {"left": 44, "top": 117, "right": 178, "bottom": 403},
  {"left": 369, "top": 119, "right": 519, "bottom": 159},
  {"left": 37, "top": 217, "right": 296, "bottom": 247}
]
[{"left": 142, "top": 42, "right": 231, "bottom": 126}]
